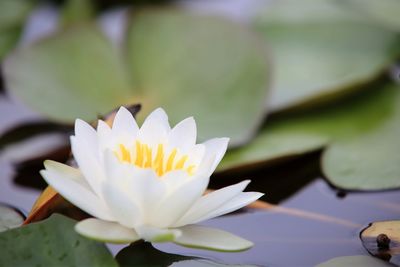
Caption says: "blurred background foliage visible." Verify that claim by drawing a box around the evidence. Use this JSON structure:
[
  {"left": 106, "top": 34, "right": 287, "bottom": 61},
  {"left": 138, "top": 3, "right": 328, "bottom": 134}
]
[
  {"left": 1, "top": 0, "right": 399, "bottom": 192},
  {"left": 1, "top": 0, "right": 400, "bottom": 266}
]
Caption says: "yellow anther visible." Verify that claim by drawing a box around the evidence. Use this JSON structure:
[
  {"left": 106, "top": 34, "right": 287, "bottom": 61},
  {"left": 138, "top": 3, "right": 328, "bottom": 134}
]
[
  {"left": 119, "top": 144, "right": 131, "bottom": 162},
  {"left": 154, "top": 144, "right": 164, "bottom": 176},
  {"left": 116, "top": 141, "right": 196, "bottom": 176},
  {"left": 186, "top": 165, "right": 196, "bottom": 176},
  {"left": 144, "top": 144, "right": 152, "bottom": 168},
  {"left": 166, "top": 149, "right": 177, "bottom": 172},
  {"left": 135, "top": 141, "right": 144, "bottom": 167},
  {"left": 175, "top": 155, "right": 188, "bottom": 170}
]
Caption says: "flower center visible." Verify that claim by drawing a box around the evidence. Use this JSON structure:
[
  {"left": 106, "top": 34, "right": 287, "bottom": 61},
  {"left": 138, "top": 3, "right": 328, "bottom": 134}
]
[{"left": 115, "top": 141, "right": 196, "bottom": 176}]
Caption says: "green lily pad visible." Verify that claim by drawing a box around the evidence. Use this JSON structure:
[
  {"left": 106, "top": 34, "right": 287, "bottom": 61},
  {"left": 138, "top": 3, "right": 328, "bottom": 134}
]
[
  {"left": 4, "top": 9, "right": 270, "bottom": 146},
  {"left": 253, "top": 0, "right": 400, "bottom": 111},
  {"left": 219, "top": 83, "right": 398, "bottom": 176},
  {"left": 340, "top": 0, "right": 400, "bottom": 31},
  {"left": 316, "top": 255, "right": 393, "bottom": 267},
  {"left": 124, "top": 9, "right": 270, "bottom": 144},
  {"left": 0, "top": 0, "right": 34, "bottom": 60},
  {"left": 0, "top": 204, "right": 24, "bottom": 232},
  {"left": 3, "top": 25, "right": 134, "bottom": 122},
  {"left": 360, "top": 220, "right": 400, "bottom": 265},
  {"left": 322, "top": 100, "right": 400, "bottom": 190},
  {"left": 0, "top": 214, "right": 118, "bottom": 267}
]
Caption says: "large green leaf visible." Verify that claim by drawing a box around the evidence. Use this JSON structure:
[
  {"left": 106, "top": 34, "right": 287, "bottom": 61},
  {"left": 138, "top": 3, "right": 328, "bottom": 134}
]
[
  {"left": 4, "top": 9, "right": 270, "bottom": 145},
  {"left": 316, "top": 255, "right": 393, "bottom": 267},
  {"left": 4, "top": 25, "right": 134, "bottom": 122},
  {"left": 340, "top": 0, "right": 400, "bottom": 31},
  {"left": 253, "top": 0, "right": 400, "bottom": 111},
  {"left": 322, "top": 96, "right": 400, "bottom": 190},
  {"left": 219, "top": 83, "right": 398, "bottom": 175},
  {"left": 0, "top": 0, "right": 34, "bottom": 60},
  {"left": 125, "top": 9, "right": 270, "bottom": 144},
  {"left": 0, "top": 214, "right": 118, "bottom": 267}
]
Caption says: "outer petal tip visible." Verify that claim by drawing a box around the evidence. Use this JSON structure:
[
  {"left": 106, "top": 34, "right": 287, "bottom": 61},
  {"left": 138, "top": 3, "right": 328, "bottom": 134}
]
[
  {"left": 75, "top": 218, "right": 140, "bottom": 244},
  {"left": 174, "top": 225, "right": 254, "bottom": 252}
]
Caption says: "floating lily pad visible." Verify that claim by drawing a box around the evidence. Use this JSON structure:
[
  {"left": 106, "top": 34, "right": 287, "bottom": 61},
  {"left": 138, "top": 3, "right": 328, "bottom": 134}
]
[
  {"left": 0, "top": 214, "right": 118, "bottom": 267},
  {"left": 4, "top": 25, "right": 134, "bottom": 122},
  {"left": 4, "top": 9, "right": 270, "bottom": 146},
  {"left": 124, "top": 9, "right": 270, "bottom": 144},
  {"left": 316, "top": 255, "right": 393, "bottom": 267},
  {"left": 340, "top": 0, "right": 400, "bottom": 31},
  {"left": 253, "top": 0, "right": 400, "bottom": 111},
  {"left": 219, "top": 83, "right": 398, "bottom": 179},
  {"left": 322, "top": 110, "right": 400, "bottom": 190},
  {"left": 0, "top": 204, "right": 24, "bottom": 232},
  {"left": 360, "top": 220, "right": 400, "bottom": 265},
  {"left": 0, "top": 0, "right": 34, "bottom": 60}
]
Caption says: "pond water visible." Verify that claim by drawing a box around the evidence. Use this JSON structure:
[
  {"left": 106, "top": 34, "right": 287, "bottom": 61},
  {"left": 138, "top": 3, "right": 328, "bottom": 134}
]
[{"left": 1, "top": 95, "right": 399, "bottom": 266}]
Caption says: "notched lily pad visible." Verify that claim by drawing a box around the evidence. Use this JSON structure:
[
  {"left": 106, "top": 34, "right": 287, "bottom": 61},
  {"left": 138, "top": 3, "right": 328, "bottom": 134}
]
[
  {"left": 253, "top": 0, "right": 400, "bottom": 111},
  {"left": 361, "top": 220, "right": 400, "bottom": 265},
  {"left": 0, "top": 214, "right": 118, "bottom": 267}
]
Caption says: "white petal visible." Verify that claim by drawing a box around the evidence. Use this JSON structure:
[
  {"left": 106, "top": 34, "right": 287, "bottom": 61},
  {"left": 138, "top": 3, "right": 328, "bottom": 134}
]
[
  {"left": 169, "top": 117, "right": 196, "bottom": 152},
  {"left": 135, "top": 225, "right": 181, "bottom": 242},
  {"left": 194, "top": 192, "right": 264, "bottom": 223},
  {"left": 101, "top": 182, "right": 141, "bottom": 228},
  {"left": 202, "top": 137, "right": 229, "bottom": 175},
  {"left": 138, "top": 108, "right": 170, "bottom": 145},
  {"left": 71, "top": 136, "right": 106, "bottom": 196},
  {"left": 75, "top": 218, "right": 140, "bottom": 244},
  {"left": 173, "top": 180, "right": 250, "bottom": 227},
  {"left": 102, "top": 151, "right": 167, "bottom": 222},
  {"left": 149, "top": 175, "right": 209, "bottom": 228},
  {"left": 74, "top": 119, "right": 98, "bottom": 150},
  {"left": 112, "top": 106, "right": 139, "bottom": 136},
  {"left": 97, "top": 120, "right": 112, "bottom": 150},
  {"left": 40, "top": 160, "right": 113, "bottom": 221},
  {"left": 174, "top": 225, "right": 253, "bottom": 252}
]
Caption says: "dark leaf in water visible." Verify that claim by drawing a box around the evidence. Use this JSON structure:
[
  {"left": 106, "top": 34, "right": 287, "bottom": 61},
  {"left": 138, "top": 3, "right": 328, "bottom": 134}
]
[
  {"left": 116, "top": 242, "right": 194, "bottom": 267},
  {"left": 0, "top": 214, "right": 118, "bottom": 267},
  {"left": 0, "top": 121, "right": 72, "bottom": 151},
  {"left": 13, "top": 144, "right": 70, "bottom": 190}
]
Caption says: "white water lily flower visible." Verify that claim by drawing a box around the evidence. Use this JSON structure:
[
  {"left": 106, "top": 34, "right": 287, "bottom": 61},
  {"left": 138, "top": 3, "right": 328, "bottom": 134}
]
[{"left": 40, "top": 107, "right": 263, "bottom": 251}]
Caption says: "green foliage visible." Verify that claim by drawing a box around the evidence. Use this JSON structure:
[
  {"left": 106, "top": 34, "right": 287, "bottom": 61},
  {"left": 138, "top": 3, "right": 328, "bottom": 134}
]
[
  {"left": 4, "top": 10, "right": 270, "bottom": 146},
  {"left": 0, "top": 214, "right": 118, "bottom": 267},
  {"left": 221, "top": 82, "right": 400, "bottom": 190},
  {"left": 254, "top": 0, "right": 400, "bottom": 111}
]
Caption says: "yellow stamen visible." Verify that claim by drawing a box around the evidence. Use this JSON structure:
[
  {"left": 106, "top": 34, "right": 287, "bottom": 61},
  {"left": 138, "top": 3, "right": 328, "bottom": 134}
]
[
  {"left": 187, "top": 165, "right": 196, "bottom": 175},
  {"left": 154, "top": 144, "right": 164, "bottom": 176},
  {"left": 175, "top": 155, "right": 188, "bottom": 170},
  {"left": 119, "top": 144, "right": 131, "bottom": 162},
  {"left": 166, "top": 149, "right": 177, "bottom": 172},
  {"left": 115, "top": 140, "right": 196, "bottom": 177},
  {"left": 135, "top": 141, "right": 144, "bottom": 167}
]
